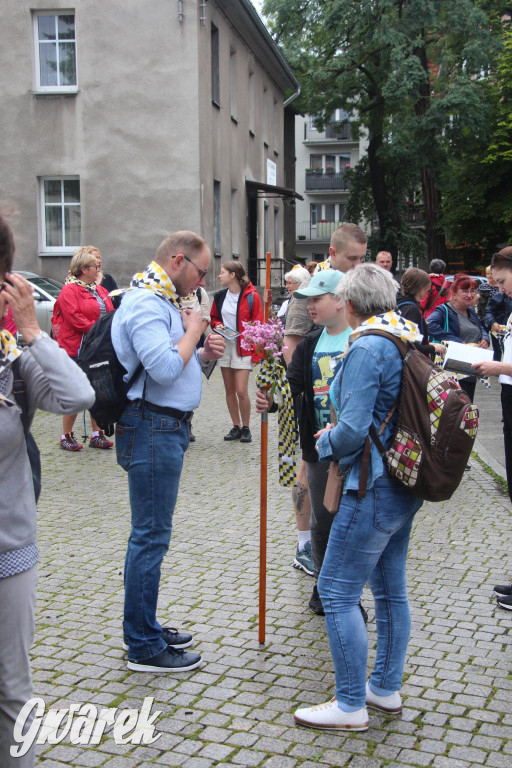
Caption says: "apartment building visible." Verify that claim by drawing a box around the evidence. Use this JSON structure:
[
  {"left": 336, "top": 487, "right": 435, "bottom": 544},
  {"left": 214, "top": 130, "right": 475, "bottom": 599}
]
[
  {"left": 294, "top": 110, "right": 367, "bottom": 264},
  {"left": 0, "top": 0, "right": 299, "bottom": 287}
]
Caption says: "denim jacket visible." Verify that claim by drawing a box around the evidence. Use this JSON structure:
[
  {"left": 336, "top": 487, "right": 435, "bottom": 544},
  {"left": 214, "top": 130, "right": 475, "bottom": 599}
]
[{"left": 316, "top": 333, "right": 403, "bottom": 491}]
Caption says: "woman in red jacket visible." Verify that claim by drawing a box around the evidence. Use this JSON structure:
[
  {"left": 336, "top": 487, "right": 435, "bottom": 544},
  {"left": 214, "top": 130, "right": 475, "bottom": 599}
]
[
  {"left": 55, "top": 247, "right": 114, "bottom": 451},
  {"left": 211, "top": 261, "right": 263, "bottom": 443}
]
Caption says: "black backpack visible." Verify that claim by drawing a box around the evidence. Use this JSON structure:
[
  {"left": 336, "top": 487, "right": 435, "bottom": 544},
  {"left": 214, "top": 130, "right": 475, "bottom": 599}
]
[
  {"left": 12, "top": 357, "right": 42, "bottom": 503},
  {"left": 77, "top": 310, "right": 144, "bottom": 437},
  {"left": 359, "top": 331, "right": 478, "bottom": 502}
]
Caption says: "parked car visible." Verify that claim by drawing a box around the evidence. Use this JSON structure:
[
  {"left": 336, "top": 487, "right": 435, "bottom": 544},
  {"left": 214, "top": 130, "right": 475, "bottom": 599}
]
[
  {"left": 445, "top": 274, "right": 488, "bottom": 289},
  {"left": 13, "top": 271, "right": 63, "bottom": 340}
]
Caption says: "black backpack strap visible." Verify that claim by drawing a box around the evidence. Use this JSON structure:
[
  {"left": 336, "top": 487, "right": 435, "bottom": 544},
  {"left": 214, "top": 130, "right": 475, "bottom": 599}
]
[
  {"left": 11, "top": 356, "right": 42, "bottom": 502},
  {"left": 12, "top": 357, "right": 29, "bottom": 434}
]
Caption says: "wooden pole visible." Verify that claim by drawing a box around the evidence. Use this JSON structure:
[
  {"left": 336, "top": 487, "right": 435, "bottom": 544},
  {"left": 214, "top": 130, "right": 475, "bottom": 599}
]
[{"left": 258, "top": 251, "right": 272, "bottom": 645}]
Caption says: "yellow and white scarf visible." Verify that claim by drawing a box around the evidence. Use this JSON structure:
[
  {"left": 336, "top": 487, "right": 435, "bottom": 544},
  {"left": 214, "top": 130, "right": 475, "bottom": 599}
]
[
  {"left": 255, "top": 358, "right": 296, "bottom": 488},
  {"left": 65, "top": 274, "right": 98, "bottom": 293},
  {"left": 130, "top": 261, "right": 182, "bottom": 311},
  {"left": 0, "top": 329, "right": 21, "bottom": 377},
  {"left": 348, "top": 310, "right": 423, "bottom": 346}
]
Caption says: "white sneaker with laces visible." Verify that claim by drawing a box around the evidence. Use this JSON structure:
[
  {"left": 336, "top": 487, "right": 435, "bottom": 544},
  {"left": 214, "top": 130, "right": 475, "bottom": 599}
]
[
  {"left": 365, "top": 681, "right": 402, "bottom": 714},
  {"left": 294, "top": 697, "right": 369, "bottom": 731}
]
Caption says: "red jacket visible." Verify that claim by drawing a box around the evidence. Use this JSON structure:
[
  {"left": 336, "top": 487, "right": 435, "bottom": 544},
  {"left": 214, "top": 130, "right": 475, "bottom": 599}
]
[
  {"left": 54, "top": 282, "right": 114, "bottom": 357},
  {"left": 211, "top": 282, "right": 264, "bottom": 363},
  {"left": 420, "top": 274, "right": 450, "bottom": 318}
]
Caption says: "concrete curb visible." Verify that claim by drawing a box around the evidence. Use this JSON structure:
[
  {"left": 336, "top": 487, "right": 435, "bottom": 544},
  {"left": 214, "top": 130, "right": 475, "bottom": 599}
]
[{"left": 474, "top": 436, "right": 506, "bottom": 481}]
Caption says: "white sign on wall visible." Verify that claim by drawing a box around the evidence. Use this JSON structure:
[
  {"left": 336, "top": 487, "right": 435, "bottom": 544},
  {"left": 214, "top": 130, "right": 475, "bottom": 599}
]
[{"left": 266, "top": 158, "right": 276, "bottom": 186}]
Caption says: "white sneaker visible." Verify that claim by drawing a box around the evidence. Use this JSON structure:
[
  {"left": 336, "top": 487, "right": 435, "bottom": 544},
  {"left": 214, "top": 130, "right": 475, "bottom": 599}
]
[
  {"left": 294, "top": 697, "right": 369, "bottom": 731},
  {"left": 365, "top": 681, "right": 402, "bottom": 714}
]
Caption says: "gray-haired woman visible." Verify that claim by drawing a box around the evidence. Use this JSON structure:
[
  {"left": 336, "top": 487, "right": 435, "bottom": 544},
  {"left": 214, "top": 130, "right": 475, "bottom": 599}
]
[
  {"left": 0, "top": 215, "right": 94, "bottom": 767},
  {"left": 294, "top": 263, "right": 423, "bottom": 732}
]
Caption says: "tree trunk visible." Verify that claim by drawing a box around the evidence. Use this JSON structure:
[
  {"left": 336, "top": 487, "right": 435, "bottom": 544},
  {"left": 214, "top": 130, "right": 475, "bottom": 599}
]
[
  {"left": 414, "top": 39, "right": 447, "bottom": 263},
  {"left": 366, "top": 108, "right": 402, "bottom": 265},
  {"left": 421, "top": 165, "right": 446, "bottom": 263}
]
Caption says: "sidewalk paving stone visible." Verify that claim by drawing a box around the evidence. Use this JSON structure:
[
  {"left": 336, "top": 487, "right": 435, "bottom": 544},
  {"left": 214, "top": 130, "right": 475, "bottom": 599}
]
[{"left": 27, "top": 373, "right": 511, "bottom": 767}]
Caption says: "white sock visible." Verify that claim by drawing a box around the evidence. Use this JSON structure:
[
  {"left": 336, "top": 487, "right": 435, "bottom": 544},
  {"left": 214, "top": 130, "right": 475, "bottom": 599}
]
[
  {"left": 297, "top": 530, "right": 311, "bottom": 550},
  {"left": 91, "top": 430, "right": 100, "bottom": 437}
]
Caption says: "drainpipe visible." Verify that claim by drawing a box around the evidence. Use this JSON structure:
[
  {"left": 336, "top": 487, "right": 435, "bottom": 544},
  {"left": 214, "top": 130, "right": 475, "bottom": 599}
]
[
  {"left": 284, "top": 84, "right": 301, "bottom": 108},
  {"left": 178, "top": 0, "right": 184, "bottom": 22}
]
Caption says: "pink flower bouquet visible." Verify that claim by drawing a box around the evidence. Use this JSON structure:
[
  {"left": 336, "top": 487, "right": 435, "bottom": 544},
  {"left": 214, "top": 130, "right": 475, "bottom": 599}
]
[{"left": 240, "top": 317, "right": 286, "bottom": 363}]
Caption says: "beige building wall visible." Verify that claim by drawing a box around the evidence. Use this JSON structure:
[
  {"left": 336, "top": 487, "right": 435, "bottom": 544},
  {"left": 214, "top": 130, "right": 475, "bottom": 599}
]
[{"left": 0, "top": 0, "right": 298, "bottom": 289}]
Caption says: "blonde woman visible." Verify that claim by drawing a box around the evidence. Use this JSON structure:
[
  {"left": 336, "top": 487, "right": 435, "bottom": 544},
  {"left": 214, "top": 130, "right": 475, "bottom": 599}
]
[{"left": 55, "top": 247, "right": 114, "bottom": 450}]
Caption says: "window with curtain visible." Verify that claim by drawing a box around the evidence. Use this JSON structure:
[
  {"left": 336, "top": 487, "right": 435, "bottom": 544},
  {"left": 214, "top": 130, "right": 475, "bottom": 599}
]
[
  {"left": 34, "top": 12, "right": 77, "bottom": 91},
  {"left": 41, "top": 178, "right": 81, "bottom": 251}
]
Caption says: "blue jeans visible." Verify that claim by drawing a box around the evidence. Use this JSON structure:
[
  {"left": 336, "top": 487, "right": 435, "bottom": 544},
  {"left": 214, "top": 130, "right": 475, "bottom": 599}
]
[
  {"left": 318, "top": 474, "right": 422, "bottom": 710},
  {"left": 115, "top": 403, "right": 189, "bottom": 662}
]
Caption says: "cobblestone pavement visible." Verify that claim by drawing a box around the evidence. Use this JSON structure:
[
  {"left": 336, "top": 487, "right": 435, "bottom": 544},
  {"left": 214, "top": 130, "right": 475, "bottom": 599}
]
[{"left": 29, "top": 372, "right": 511, "bottom": 768}]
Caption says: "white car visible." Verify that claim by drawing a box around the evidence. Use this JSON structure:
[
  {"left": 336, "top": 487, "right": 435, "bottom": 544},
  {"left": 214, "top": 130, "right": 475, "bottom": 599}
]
[{"left": 14, "top": 271, "right": 63, "bottom": 339}]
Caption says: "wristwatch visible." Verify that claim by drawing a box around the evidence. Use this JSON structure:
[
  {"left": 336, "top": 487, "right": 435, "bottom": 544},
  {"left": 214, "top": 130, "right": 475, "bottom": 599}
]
[{"left": 27, "top": 331, "right": 49, "bottom": 347}]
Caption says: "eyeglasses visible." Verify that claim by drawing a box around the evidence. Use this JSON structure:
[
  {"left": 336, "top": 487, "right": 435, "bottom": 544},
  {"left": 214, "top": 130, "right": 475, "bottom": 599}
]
[
  {"left": 182, "top": 254, "right": 208, "bottom": 280},
  {"left": 87, "top": 263, "right": 100, "bottom": 270},
  {"left": 460, "top": 290, "right": 477, "bottom": 295}
]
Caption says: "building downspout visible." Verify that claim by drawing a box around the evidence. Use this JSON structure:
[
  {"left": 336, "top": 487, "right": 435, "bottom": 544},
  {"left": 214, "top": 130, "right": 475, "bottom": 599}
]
[{"left": 283, "top": 84, "right": 300, "bottom": 108}]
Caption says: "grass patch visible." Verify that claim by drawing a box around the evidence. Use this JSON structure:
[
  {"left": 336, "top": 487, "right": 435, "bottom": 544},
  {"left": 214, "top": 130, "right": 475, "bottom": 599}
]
[{"left": 472, "top": 450, "right": 509, "bottom": 496}]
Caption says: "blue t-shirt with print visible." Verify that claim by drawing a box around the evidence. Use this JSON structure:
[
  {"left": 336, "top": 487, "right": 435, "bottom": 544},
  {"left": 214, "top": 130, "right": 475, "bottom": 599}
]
[{"left": 311, "top": 326, "right": 351, "bottom": 431}]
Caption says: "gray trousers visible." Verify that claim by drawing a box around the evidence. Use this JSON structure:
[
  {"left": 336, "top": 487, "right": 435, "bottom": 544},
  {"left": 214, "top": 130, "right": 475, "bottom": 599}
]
[
  {"left": 305, "top": 461, "right": 334, "bottom": 579},
  {"left": 0, "top": 565, "right": 37, "bottom": 768}
]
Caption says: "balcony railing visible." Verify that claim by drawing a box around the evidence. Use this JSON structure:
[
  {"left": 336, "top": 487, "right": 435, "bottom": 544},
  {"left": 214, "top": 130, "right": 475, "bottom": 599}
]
[
  {"left": 296, "top": 221, "right": 342, "bottom": 241},
  {"left": 304, "top": 122, "right": 352, "bottom": 142},
  {"left": 305, "top": 170, "right": 352, "bottom": 191},
  {"left": 406, "top": 204, "right": 425, "bottom": 226}
]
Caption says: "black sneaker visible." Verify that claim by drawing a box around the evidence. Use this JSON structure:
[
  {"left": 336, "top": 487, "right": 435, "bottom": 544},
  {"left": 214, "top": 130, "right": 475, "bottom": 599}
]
[
  {"left": 224, "top": 425, "right": 241, "bottom": 441},
  {"left": 123, "top": 626, "right": 193, "bottom": 652},
  {"left": 240, "top": 426, "right": 252, "bottom": 443},
  {"left": 309, "top": 584, "right": 325, "bottom": 616},
  {"left": 127, "top": 645, "right": 201, "bottom": 672},
  {"left": 494, "top": 583, "right": 512, "bottom": 597},
  {"left": 496, "top": 594, "right": 512, "bottom": 611}
]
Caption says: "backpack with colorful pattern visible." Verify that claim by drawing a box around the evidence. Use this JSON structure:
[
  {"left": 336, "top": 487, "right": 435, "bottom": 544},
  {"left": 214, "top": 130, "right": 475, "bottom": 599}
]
[{"left": 363, "top": 331, "right": 479, "bottom": 502}]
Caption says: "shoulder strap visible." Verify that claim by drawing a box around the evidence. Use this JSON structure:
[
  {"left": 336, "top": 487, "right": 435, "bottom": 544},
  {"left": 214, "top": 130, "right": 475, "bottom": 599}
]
[
  {"left": 444, "top": 303, "right": 450, "bottom": 333},
  {"left": 358, "top": 329, "right": 409, "bottom": 357},
  {"left": 11, "top": 357, "right": 29, "bottom": 435},
  {"left": 356, "top": 331, "right": 406, "bottom": 498},
  {"left": 247, "top": 290, "right": 254, "bottom": 315}
]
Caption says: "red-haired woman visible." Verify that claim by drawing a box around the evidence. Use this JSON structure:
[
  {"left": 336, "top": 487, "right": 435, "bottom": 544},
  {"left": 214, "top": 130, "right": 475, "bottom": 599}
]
[{"left": 427, "top": 274, "right": 489, "bottom": 401}]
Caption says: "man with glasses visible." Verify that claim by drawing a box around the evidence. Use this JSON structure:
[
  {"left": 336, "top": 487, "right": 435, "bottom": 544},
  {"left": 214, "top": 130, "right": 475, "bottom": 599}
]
[{"left": 112, "top": 231, "right": 224, "bottom": 673}]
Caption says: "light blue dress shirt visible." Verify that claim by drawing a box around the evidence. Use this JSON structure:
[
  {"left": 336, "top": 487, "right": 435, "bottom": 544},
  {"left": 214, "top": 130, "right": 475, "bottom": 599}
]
[{"left": 112, "top": 289, "right": 202, "bottom": 411}]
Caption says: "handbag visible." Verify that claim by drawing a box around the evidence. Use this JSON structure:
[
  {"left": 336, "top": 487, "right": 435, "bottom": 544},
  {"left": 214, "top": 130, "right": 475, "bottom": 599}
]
[
  {"left": 323, "top": 461, "right": 344, "bottom": 514},
  {"left": 322, "top": 403, "right": 343, "bottom": 514}
]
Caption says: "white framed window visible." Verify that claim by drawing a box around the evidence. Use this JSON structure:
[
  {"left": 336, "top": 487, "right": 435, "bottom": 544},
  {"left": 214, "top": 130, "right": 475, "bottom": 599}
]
[
  {"left": 40, "top": 177, "right": 81, "bottom": 252},
  {"left": 33, "top": 12, "right": 77, "bottom": 93}
]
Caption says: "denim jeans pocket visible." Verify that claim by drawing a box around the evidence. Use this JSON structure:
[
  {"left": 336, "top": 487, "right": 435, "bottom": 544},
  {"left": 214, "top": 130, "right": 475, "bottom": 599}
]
[
  {"left": 373, "top": 484, "right": 414, "bottom": 535},
  {"left": 155, "top": 416, "right": 181, "bottom": 432},
  {"left": 115, "top": 424, "right": 136, "bottom": 471}
]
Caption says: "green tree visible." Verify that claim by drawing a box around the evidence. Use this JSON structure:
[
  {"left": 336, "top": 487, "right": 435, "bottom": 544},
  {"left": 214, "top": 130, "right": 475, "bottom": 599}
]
[
  {"left": 441, "top": 21, "right": 512, "bottom": 255},
  {"left": 264, "top": 0, "right": 496, "bottom": 262}
]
